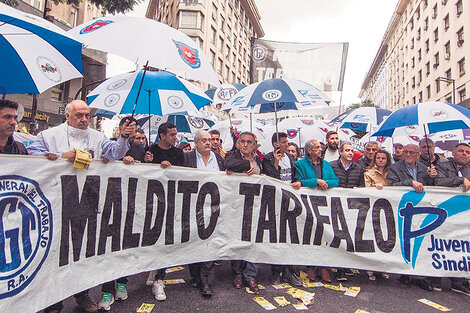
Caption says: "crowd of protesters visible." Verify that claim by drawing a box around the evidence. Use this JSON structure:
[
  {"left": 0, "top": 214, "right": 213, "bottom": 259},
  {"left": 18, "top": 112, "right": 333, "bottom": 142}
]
[{"left": 1, "top": 99, "right": 470, "bottom": 312}]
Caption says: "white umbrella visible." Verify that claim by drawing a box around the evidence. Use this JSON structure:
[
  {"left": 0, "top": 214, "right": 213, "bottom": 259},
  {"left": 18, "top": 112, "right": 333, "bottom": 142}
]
[
  {"left": 68, "top": 15, "right": 219, "bottom": 86},
  {"left": 277, "top": 117, "right": 332, "bottom": 147},
  {"left": 0, "top": 2, "right": 83, "bottom": 94}
]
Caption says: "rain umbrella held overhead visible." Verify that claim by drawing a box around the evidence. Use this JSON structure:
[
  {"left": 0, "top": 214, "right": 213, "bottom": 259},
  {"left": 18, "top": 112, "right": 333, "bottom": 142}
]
[
  {"left": 277, "top": 117, "right": 332, "bottom": 148},
  {"left": 0, "top": 2, "right": 83, "bottom": 94},
  {"left": 330, "top": 107, "right": 392, "bottom": 132},
  {"left": 68, "top": 15, "right": 219, "bottom": 86}
]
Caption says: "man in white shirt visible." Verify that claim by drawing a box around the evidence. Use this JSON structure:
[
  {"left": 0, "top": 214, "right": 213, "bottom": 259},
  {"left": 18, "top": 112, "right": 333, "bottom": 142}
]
[
  {"left": 184, "top": 130, "right": 225, "bottom": 297},
  {"left": 322, "top": 131, "right": 340, "bottom": 162}
]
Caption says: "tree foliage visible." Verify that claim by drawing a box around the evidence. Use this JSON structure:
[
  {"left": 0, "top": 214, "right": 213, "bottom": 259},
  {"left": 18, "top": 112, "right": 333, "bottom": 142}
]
[
  {"left": 0, "top": 0, "right": 140, "bottom": 15},
  {"left": 348, "top": 99, "right": 377, "bottom": 110}
]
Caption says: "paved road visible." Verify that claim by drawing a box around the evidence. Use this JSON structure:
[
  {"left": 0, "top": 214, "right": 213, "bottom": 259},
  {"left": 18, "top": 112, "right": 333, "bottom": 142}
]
[{"left": 60, "top": 263, "right": 468, "bottom": 313}]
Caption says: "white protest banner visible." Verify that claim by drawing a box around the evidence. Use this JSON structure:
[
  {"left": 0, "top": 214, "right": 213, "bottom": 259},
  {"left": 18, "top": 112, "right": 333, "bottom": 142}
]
[{"left": 0, "top": 155, "right": 469, "bottom": 312}]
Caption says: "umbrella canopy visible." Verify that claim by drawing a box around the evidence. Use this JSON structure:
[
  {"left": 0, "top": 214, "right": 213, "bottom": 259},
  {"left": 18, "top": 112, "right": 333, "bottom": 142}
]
[
  {"left": 330, "top": 107, "right": 392, "bottom": 132},
  {"left": 86, "top": 70, "right": 212, "bottom": 115},
  {"left": 277, "top": 117, "right": 332, "bottom": 146},
  {"left": 137, "top": 114, "right": 214, "bottom": 134},
  {"left": 205, "top": 83, "right": 246, "bottom": 104},
  {"left": 0, "top": 3, "right": 83, "bottom": 94},
  {"left": 373, "top": 102, "right": 470, "bottom": 136},
  {"left": 68, "top": 15, "right": 219, "bottom": 86},
  {"left": 223, "top": 78, "right": 330, "bottom": 113}
]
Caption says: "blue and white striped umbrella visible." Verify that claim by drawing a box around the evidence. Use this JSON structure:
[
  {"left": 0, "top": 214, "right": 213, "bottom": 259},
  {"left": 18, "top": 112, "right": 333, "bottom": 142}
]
[
  {"left": 0, "top": 3, "right": 83, "bottom": 94},
  {"left": 372, "top": 102, "right": 470, "bottom": 137},
  {"left": 87, "top": 70, "right": 211, "bottom": 115},
  {"left": 223, "top": 78, "right": 330, "bottom": 113},
  {"left": 330, "top": 107, "right": 392, "bottom": 132}
]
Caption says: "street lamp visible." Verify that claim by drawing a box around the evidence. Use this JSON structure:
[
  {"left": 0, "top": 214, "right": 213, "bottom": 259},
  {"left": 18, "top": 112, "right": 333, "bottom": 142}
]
[{"left": 436, "top": 76, "right": 456, "bottom": 104}]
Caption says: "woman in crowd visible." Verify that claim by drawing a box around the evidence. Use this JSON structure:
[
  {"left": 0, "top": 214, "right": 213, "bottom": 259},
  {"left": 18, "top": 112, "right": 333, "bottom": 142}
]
[
  {"left": 287, "top": 142, "right": 301, "bottom": 161},
  {"left": 363, "top": 149, "right": 392, "bottom": 280},
  {"left": 178, "top": 142, "right": 192, "bottom": 153}
]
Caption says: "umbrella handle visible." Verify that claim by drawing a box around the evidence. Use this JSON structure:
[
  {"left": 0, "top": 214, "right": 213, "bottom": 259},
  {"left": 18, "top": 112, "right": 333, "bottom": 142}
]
[
  {"left": 423, "top": 124, "right": 432, "bottom": 167},
  {"left": 131, "top": 61, "right": 150, "bottom": 118}
]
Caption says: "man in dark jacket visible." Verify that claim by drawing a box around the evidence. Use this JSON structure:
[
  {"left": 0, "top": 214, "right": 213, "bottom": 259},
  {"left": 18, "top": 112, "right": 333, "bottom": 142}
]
[
  {"left": 419, "top": 138, "right": 442, "bottom": 167},
  {"left": 331, "top": 142, "right": 365, "bottom": 188},
  {"left": 434, "top": 142, "right": 470, "bottom": 295},
  {"left": 387, "top": 144, "right": 436, "bottom": 291},
  {"left": 224, "top": 131, "right": 262, "bottom": 294},
  {"left": 184, "top": 130, "right": 224, "bottom": 297},
  {"left": 357, "top": 141, "right": 379, "bottom": 169},
  {"left": 262, "top": 132, "right": 302, "bottom": 286},
  {"left": 0, "top": 100, "right": 27, "bottom": 155}
]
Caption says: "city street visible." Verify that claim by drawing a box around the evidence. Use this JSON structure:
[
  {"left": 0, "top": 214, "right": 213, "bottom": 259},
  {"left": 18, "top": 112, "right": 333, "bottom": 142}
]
[{"left": 61, "top": 263, "right": 469, "bottom": 313}]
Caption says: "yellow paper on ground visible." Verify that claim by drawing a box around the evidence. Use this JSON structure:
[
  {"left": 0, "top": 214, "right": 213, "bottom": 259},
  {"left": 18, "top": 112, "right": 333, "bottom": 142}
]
[
  {"left": 292, "top": 303, "right": 309, "bottom": 310},
  {"left": 354, "top": 310, "right": 371, "bottom": 313},
  {"left": 273, "top": 296, "right": 291, "bottom": 307},
  {"left": 323, "top": 283, "right": 343, "bottom": 291},
  {"left": 165, "top": 266, "right": 185, "bottom": 273},
  {"left": 299, "top": 271, "right": 309, "bottom": 283},
  {"left": 272, "top": 283, "right": 292, "bottom": 289},
  {"left": 73, "top": 149, "right": 92, "bottom": 169},
  {"left": 286, "top": 288, "right": 315, "bottom": 305},
  {"left": 253, "top": 296, "right": 277, "bottom": 310},
  {"left": 303, "top": 282, "right": 324, "bottom": 288},
  {"left": 345, "top": 286, "right": 361, "bottom": 297},
  {"left": 164, "top": 278, "right": 185, "bottom": 284},
  {"left": 258, "top": 284, "right": 266, "bottom": 290},
  {"left": 418, "top": 299, "right": 451, "bottom": 311},
  {"left": 136, "top": 303, "right": 155, "bottom": 313}
]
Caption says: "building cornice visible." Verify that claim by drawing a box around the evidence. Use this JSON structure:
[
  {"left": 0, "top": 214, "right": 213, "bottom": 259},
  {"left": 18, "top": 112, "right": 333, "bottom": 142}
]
[{"left": 240, "top": 0, "right": 264, "bottom": 38}]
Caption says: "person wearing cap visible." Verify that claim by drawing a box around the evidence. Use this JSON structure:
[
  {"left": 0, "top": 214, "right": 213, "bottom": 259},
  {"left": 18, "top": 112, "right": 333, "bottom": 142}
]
[{"left": 393, "top": 143, "right": 404, "bottom": 163}]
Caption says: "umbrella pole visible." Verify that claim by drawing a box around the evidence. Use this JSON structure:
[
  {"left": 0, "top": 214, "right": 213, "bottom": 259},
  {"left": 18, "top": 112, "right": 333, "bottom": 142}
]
[
  {"left": 298, "top": 127, "right": 301, "bottom": 148},
  {"left": 131, "top": 61, "right": 150, "bottom": 118},
  {"left": 145, "top": 89, "right": 153, "bottom": 144},
  {"left": 250, "top": 113, "right": 253, "bottom": 133},
  {"left": 274, "top": 102, "right": 279, "bottom": 144},
  {"left": 423, "top": 124, "right": 432, "bottom": 167}
]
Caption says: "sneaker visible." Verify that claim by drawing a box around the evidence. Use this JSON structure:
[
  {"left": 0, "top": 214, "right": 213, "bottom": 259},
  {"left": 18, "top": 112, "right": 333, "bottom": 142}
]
[
  {"left": 214, "top": 261, "right": 222, "bottom": 266},
  {"left": 382, "top": 273, "right": 390, "bottom": 279},
  {"left": 75, "top": 293, "right": 98, "bottom": 313},
  {"left": 152, "top": 280, "right": 166, "bottom": 301},
  {"left": 432, "top": 280, "right": 442, "bottom": 292},
  {"left": 367, "top": 271, "right": 376, "bottom": 281},
  {"left": 115, "top": 283, "right": 128, "bottom": 301},
  {"left": 146, "top": 270, "right": 156, "bottom": 286},
  {"left": 451, "top": 282, "right": 470, "bottom": 296},
  {"left": 97, "top": 292, "right": 114, "bottom": 311}
]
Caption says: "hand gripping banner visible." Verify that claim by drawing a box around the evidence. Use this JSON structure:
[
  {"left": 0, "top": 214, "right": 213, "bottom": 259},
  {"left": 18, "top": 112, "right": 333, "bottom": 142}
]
[{"left": 0, "top": 155, "right": 469, "bottom": 311}]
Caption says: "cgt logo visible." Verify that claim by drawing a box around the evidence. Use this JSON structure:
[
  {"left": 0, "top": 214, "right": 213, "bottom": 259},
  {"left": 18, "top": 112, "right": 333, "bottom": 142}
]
[
  {"left": 262, "top": 90, "right": 282, "bottom": 102},
  {"left": 0, "top": 176, "right": 52, "bottom": 299},
  {"left": 397, "top": 192, "right": 470, "bottom": 268}
]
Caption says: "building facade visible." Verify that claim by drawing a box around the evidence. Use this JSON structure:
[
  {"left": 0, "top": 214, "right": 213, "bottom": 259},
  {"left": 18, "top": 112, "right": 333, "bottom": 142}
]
[
  {"left": 146, "top": 0, "right": 264, "bottom": 87},
  {"left": 360, "top": 0, "right": 469, "bottom": 110},
  {"left": 6, "top": 0, "right": 106, "bottom": 133}
]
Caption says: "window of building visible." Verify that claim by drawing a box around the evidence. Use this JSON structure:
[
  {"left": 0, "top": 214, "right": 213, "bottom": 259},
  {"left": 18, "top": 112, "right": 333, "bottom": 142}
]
[
  {"left": 225, "top": 44, "right": 230, "bottom": 56},
  {"left": 217, "top": 58, "right": 223, "bottom": 73},
  {"left": 227, "top": 4, "right": 232, "bottom": 19},
  {"left": 425, "top": 39, "right": 429, "bottom": 52},
  {"left": 434, "top": 52, "right": 440, "bottom": 67},
  {"left": 433, "top": 4, "right": 438, "bottom": 18},
  {"left": 434, "top": 27, "right": 439, "bottom": 42},
  {"left": 179, "top": 11, "right": 204, "bottom": 29},
  {"left": 456, "top": 0, "right": 463, "bottom": 16},
  {"left": 446, "top": 68, "right": 452, "bottom": 79},
  {"left": 231, "top": 71, "right": 236, "bottom": 83},
  {"left": 212, "top": 3, "right": 217, "bottom": 20},
  {"left": 412, "top": 76, "right": 416, "bottom": 88},
  {"left": 424, "top": 0, "right": 428, "bottom": 8},
  {"left": 418, "top": 70, "right": 422, "bottom": 83},
  {"left": 436, "top": 79, "right": 441, "bottom": 93},
  {"left": 446, "top": 96, "right": 452, "bottom": 103},
  {"left": 426, "top": 61, "right": 430, "bottom": 75},
  {"left": 218, "top": 36, "right": 224, "bottom": 51},
  {"left": 411, "top": 38, "right": 414, "bottom": 49},
  {"left": 412, "top": 96, "right": 416, "bottom": 104},
  {"left": 444, "top": 14, "right": 450, "bottom": 30},
  {"left": 209, "top": 50, "right": 215, "bottom": 66},
  {"left": 410, "top": 17, "right": 414, "bottom": 30},
  {"left": 442, "top": 0, "right": 448, "bottom": 5},
  {"left": 459, "top": 57, "right": 466, "bottom": 75},
  {"left": 459, "top": 88, "right": 466, "bottom": 102},
  {"left": 412, "top": 57, "right": 415, "bottom": 68},
  {"left": 210, "top": 27, "right": 216, "bottom": 44},
  {"left": 419, "top": 91, "right": 423, "bottom": 102},
  {"left": 424, "top": 17, "right": 429, "bottom": 30},
  {"left": 189, "top": 36, "right": 203, "bottom": 48},
  {"left": 224, "top": 65, "right": 229, "bottom": 80},
  {"left": 416, "top": 5, "right": 420, "bottom": 19},
  {"left": 418, "top": 48, "right": 422, "bottom": 61},
  {"left": 457, "top": 27, "right": 464, "bottom": 46},
  {"left": 417, "top": 28, "right": 421, "bottom": 40},
  {"left": 220, "top": 16, "right": 225, "bottom": 30},
  {"left": 70, "top": 7, "right": 78, "bottom": 27},
  {"left": 427, "top": 85, "right": 431, "bottom": 99}
]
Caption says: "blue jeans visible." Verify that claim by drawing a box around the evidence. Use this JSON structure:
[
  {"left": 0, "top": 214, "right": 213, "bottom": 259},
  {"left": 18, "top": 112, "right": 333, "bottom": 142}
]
[{"left": 231, "top": 260, "right": 259, "bottom": 281}]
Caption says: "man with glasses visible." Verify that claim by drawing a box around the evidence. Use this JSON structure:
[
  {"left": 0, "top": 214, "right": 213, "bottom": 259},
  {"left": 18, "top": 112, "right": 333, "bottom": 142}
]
[
  {"left": 434, "top": 143, "right": 470, "bottom": 295},
  {"left": 357, "top": 141, "right": 379, "bottom": 169},
  {"left": 184, "top": 130, "right": 225, "bottom": 297},
  {"left": 387, "top": 144, "right": 436, "bottom": 291},
  {"left": 209, "top": 129, "right": 226, "bottom": 158},
  {"left": 224, "top": 131, "right": 263, "bottom": 294},
  {"left": 0, "top": 100, "right": 27, "bottom": 155}
]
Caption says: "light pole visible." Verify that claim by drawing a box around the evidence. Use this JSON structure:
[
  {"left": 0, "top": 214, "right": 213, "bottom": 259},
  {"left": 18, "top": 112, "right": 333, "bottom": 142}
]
[{"left": 436, "top": 76, "right": 456, "bottom": 104}]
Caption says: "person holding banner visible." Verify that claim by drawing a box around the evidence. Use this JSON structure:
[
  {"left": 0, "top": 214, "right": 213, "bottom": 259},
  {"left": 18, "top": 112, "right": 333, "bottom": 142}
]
[
  {"left": 224, "top": 131, "right": 263, "bottom": 294},
  {"left": 209, "top": 129, "right": 226, "bottom": 158},
  {"left": 321, "top": 131, "right": 340, "bottom": 162},
  {"left": 287, "top": 142, "right": 301, "bottom": 161},
  {"left": 184, "top": 130, "right": 225, "bottom": 297},
  {"left": 144, "top": 122, "right": 185, "bottom": 301},
  {"left": 419, "top": 138, "right": 443, "bottom": 167},
  {"left": 294, "top": 139, "right": 338, "bottom": 283},
  {"left": 364, "top": 149, "right": 392, "bottom": 190},
  {"left": 262, "top": 132, "right": 302, "bottom": 287},
  {"left": 0, "top": 100, "right": 27, "bottom": 155},
  {"left": 387, "top": 144, "right": 436, "bottom": 291},
  {"left": 357, "top": 141, "right": 380, "bottom": 169},
  {"left": 435, "top": 143, "right": 470, "bottom": 295},
  {"left": 27, "top": 100, "right": 135, "bottom": 163}
]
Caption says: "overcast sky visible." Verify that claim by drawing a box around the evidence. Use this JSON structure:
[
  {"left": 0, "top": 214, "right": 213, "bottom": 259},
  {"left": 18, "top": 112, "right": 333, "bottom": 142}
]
[
  {"left": 111, "top": 0, "right": 398, "bottom": 107},
  {"left": 253, "top": 0, "right": 398, "bottom": 106}
]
